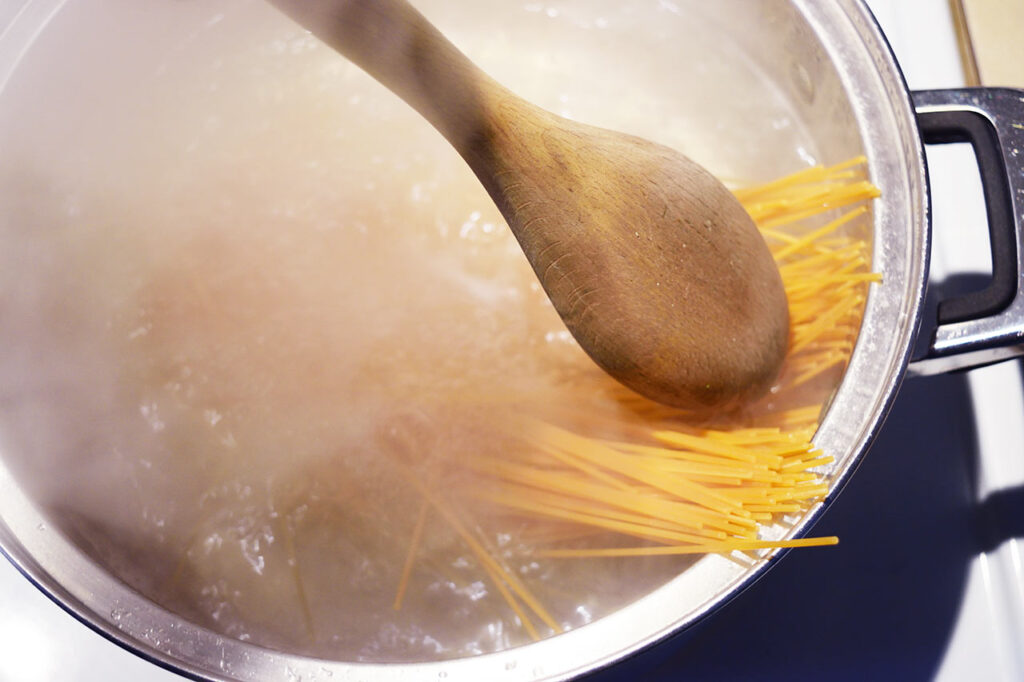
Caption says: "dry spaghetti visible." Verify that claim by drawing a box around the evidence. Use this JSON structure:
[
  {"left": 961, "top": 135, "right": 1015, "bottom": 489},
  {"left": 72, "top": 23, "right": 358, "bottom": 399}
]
[{"left": 392, "top": 157, "right": 881, "bottom": 639}]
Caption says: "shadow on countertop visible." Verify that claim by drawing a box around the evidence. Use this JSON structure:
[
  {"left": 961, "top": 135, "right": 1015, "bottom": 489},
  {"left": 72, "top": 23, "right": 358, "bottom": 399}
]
[
  {"left": 587, "top": 272, "right": 1024, "bottom": 680},
  {"left": 591, "top": 367, "right": 980, "bottom": 681}
]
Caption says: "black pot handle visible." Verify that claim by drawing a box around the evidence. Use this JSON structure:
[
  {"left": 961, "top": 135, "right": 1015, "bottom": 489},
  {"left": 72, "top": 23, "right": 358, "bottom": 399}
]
[{"left": 909, "top": 88, "right": 1024, "bottom": 375}]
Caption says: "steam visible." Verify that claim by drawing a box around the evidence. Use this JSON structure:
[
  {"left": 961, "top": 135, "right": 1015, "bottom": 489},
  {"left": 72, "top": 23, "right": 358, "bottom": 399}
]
[{"left": 0, "top": 3, "right": 556, "bottom": 652}]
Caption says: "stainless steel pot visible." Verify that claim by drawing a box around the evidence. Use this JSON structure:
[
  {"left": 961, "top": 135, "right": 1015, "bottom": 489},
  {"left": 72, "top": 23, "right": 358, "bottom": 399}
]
[{"left": 1, "top": 1, "right": 1022, "bottom": 680}]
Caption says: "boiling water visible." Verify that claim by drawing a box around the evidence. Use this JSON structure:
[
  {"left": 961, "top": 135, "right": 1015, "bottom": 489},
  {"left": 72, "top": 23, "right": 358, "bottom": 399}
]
[{"left": 0, "top": 0, "right": 818, "bottom": 662}]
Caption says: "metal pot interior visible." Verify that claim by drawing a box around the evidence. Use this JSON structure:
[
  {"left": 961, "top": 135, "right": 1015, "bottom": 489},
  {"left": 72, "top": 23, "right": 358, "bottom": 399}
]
[{"left": 0, "top": 0, "right": 927, "bottom": 679}]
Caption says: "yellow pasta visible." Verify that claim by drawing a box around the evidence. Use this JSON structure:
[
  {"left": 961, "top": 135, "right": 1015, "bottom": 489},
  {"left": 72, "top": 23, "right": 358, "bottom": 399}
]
[{"left": 389, "top": 157, "right": 879, "bottom": 640}]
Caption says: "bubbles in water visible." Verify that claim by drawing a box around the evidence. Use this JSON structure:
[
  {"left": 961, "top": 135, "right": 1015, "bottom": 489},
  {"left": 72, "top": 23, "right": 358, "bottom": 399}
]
[{"left": 139, "top": 403, "right": 166, "bottom": 432}]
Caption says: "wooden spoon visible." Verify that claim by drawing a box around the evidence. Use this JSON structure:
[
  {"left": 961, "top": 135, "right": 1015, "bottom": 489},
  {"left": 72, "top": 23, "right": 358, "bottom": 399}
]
[{"left": 267, "top": 0, "right": 789, "bottom": 410}]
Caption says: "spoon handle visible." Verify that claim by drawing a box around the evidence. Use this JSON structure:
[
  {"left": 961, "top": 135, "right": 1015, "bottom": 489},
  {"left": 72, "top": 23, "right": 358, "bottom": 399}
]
[{"left": 268, "top": 0, "right": 499, "bottom": 153}]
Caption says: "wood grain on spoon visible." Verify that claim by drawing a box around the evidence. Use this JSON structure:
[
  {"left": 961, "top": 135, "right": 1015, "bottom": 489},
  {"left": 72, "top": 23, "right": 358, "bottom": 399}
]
[{"left": 268, "top": 0, "right": 789, "bottom": 410}]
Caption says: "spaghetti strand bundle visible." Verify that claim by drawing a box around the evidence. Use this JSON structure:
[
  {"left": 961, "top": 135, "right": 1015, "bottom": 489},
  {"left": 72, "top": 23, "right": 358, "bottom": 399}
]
[{"left": 393, "top": 158, "right": 881, "bottom": 638}]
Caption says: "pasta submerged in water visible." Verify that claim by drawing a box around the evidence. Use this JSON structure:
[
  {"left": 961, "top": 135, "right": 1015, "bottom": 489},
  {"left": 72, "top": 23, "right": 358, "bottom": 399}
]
[
  {"left": 0, "top": 0, "right": 880, "bottom": 666},
  {"left": 387, "top": 158, "right": 881, "bottom": 640},
  {"left": 151, "top": 158, "right": 879, "bottom": 657}
]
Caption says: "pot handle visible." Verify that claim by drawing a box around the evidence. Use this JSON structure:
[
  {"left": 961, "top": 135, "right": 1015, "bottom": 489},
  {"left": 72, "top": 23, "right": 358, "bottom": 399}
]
[{"left": 908, "top": 88, "right": 1024, "bottom": 376}]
